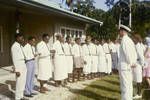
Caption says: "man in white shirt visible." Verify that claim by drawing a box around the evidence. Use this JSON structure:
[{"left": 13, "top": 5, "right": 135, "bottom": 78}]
[
  {"left": 102, "top": 39, "right": 112, "bottom": 74},
  {"left": 98, "top": 40, "right": 107, "bottom": 77},
  {"left": 63, "top": 36, "right": 73, "bottom": 82},
  {"left": 132, "top": 34, "right": 144, "bottom": 99},
  {"left": 72, "top": 38, "right": 84, "bottom": 82},
  {"left": 109, "top": 39, "right": 118, "bottom": 72},
  {"left": 52, "top": 35, "right": 68, "bottom": 86},
  {"left": 11, "top": 34, "right": 27, "bottom": 100},
  {"left": 89, "top": 38, "right": 99, "bottom": 78},
  {"left": 115, "top": 39, "right": 121, "bottom": 71},
  {"left": 36, "top": 34, "right": 52, "bottom": 93},
  {"left": 23, "top": 36, "right": 38, "bottom": 97},
  {"left": 118, "top": 25, "right": 137, "bottom": 100},
  {"left": 82, "top": 36, "right": 92, "bottom": 79}
]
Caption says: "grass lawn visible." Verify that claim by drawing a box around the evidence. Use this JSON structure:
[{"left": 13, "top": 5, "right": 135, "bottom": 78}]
[
  {"left": 71, "top": 74, "right": 150, "bottom": 100},
  {"left": 72, "top": 74, "right": 121, "bottom": 100}
]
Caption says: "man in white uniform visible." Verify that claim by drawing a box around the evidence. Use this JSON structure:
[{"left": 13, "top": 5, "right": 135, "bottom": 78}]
[
  {"left": 52, "top": 35, "right": 68, "bottom": 86},
  {"left": 115, "top": 39, "right": 121, "bottom": 71},
  {"left": 11, "top": 34, "right": 27, "bottom": 100},
  {"left": 72, "top": 38, "right": 84, "bottom": 82},
  {"left": 98, "top": 40, "right": 107, "bottom": 76},
  {"left": 118, "top": 25, "right": 137, "bottom": 100},
  {"left": 109, "top": 39, "right": 118, "bottom": 72},
  {"left": 37, "top": 34, "right": 52, "bottom": 93},
  {"left": 82, "top": 36, "right": 92, "bottom": 79},
  {"left": 89, "top": 38, "right": 99, "bottom": 78},
  {"left": 63, "top": 36, "right": 73, "bottom": 82},
  {"left": 102, "top": 39, "right": 112, "bottom": 74},
  {"left": 132, "top": 34, "right": 144, "bottom": 99}
]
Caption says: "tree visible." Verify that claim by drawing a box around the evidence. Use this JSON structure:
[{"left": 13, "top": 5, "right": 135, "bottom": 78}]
[
  {"left": 73, "top": 0, "right": 95, "bottom": 16},
  {"left": 106, "top": 0, "right": 150, "bottom": 38}
]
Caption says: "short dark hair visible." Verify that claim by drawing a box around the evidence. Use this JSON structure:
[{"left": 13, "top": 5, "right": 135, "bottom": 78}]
[
  {"left": 42, "top": 34, "right": 49, "bottom": 39},
  {"left": 66, "top": 36, "right": 71, "bottom": 40},
  {"left": 75, "top": 38, "right": 80, "bottom": 42},
  {"left": 28, "top": 36, "right": 36, "bottom": 41},
  {"left": 15, "top": 33, "right": 23, "bottom": 40}
]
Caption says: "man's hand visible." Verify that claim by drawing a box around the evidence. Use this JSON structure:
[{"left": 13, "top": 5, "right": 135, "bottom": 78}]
[
  {"left": 16, "top": 72, "right": 20, "bottom": 77},
  {"left": 84, "top": 61, "right": 87, "bottom": 65},
  {"left": 131, "top": 64, "right": 136, "bottom": 68},
  {"left": 12, "top": 66, "right": 15, "bottom": 73},
  {"left": 50, "top": 50, "right": 56, "bottom": 53},
  {"left": 34, "top": 53, "right": 41, "bottom": 57}
]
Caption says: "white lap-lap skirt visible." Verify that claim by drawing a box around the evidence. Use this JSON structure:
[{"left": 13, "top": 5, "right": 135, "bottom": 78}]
[
  {"left": 132, "top": 63, "right": 142, "bottom": 83},
  {"left": 66, "top": 56, "right": 73, "bottom": 73},
  {"left": 91, "top": 56, "right": 98, "bottom": 73},
  {"left": 83, "top": 55, "right": 92, "bottom": 74},
  {"left": 98, "top": 56, "right": 107, "bottom": 73},
  {"left": 54, "top": 55, "right": 68, "bottom": 80}
]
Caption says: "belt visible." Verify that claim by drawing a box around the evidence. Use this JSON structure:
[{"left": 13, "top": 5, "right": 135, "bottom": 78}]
[
  {"left": 92, "top": 55, "right": 98, "bottom": 56},
  {"left": 65, "top": 55, "right": 72, "bottom": 56},
  {"left": 58, "top": 54, "right": 65, "bottom": 56},
  {"left": 137, "top": 59, "right": 140, "bottom": 61},
  {"left": 25, "top": 58, "right": 35, "bottom": 63}
]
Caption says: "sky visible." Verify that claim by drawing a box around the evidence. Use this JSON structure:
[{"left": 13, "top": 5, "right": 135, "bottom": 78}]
[
  {"left": 94, "top": 0, "right": 145, "bottom": 11},
  {"left": 94, "top": 0, "right": 109, "bottom": 11},
  {"left": 49, "top": 0, "right": 113, "bottom": 11},
  {"left": 49, "top": 0, "right": 144, "bottom": 11}
]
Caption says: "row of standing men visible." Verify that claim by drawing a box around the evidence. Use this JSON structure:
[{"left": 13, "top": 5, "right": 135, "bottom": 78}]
[{"left": 11, "top": 33, "right": 119, "bottom": 100}]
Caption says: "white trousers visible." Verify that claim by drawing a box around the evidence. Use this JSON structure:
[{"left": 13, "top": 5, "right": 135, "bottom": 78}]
[
  {"left": 15, "top": 66, "right": 27, "bottom": 100},
  {"left": 119, "top": 69, "right": 133, "bottom": 100},
  {"left": 111, "top": 52, "right": 118, "bottom": 69},
  {"left": 106, "top": 54, "right": 112, "bottom": 74}
]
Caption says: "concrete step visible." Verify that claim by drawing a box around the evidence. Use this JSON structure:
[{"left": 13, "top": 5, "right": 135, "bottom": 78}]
[{"left": 0, "top": 66, "right": 15, "bottom": 82}]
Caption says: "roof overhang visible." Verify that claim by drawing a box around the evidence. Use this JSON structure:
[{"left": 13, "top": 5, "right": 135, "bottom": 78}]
[{"left": 16, "top": 0, "right": 103, "bottom": 25}]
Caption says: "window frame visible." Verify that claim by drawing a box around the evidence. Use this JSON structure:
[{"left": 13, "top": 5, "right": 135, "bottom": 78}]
[
  {"left": 0, "top": 26, "right": 3, "bottom": 53},
  {"left": 60, "top": 26, "right": 84, "bottom": 39}
]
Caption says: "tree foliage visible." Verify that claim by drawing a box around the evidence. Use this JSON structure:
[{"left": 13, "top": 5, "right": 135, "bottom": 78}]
[{"left": 72, "top": 0, "right": 150, "bottom": 39}]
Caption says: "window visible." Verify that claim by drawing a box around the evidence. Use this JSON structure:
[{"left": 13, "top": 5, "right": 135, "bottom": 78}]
[
  {"left": 79, "top": 31, "right": 82, "bottom": 37},
  {"left": 0, "top": 26, "right": 3, "bottom": 53},
  {"left": 61, "top": 28, "right": 65, "bottom": 37},
  {"left": 71, "top": 30, "right": 74, "bottom": 38},
  {"left": 66, "top": 29, "right": 70, "bottom": 37},
  {"left": 60, "top": 27, "right": 84, "bottom": 39}
]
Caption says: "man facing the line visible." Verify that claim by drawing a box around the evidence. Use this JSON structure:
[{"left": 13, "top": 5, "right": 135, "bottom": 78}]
[{"left": 118, "top": 25, "right": 137, "bottom": 100}]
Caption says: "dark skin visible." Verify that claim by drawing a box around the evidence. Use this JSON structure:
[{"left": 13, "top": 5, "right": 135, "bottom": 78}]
[
  {"left": 28, "top": 38, "right": 39, "bottom": 57},
  {"left": 76, "top": 39, "right": 81, "bottom": 45},
  {"left": 16, "top": 36, "right": 25, "bottom": 77},
  {"left": 66, "top": 37, "right": 71, "bottom": 44},
  {"left": 39, "top": 36, "right": 51, "bottom": 93}
]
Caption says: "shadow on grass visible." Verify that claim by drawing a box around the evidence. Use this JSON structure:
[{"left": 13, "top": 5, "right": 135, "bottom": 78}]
[
  {"left": 87, "top": 84, "right": 120, "bottom": 93},
  {"left": 70, "top": 89, "right": 118, "bottom": 100},
  {"left": 103, "top": 79, "right": 120, "bottom": 86},
  {"left": 142, "top": 89, "right": 150, "bottom": 100}
]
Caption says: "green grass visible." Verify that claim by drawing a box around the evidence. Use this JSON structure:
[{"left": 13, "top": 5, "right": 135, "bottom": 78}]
[
  {"left": 72, "top": 74, "right": 121, "bottom": 100},
  {"left": 71, "top": 74, "right": 150, "bottom": 100}
]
